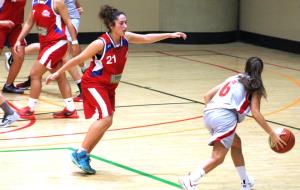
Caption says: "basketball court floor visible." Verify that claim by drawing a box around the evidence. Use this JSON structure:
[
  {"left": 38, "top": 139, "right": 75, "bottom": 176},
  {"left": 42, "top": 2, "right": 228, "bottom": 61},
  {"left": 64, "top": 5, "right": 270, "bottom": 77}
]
[{"left": 0, "top": 42, "right": 299, "bottom": 190}]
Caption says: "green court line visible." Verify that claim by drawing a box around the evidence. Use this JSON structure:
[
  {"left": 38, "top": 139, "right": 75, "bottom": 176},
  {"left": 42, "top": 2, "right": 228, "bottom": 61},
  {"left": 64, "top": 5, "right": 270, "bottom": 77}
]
[{"left": 0, "top": 147, "right": 181, "bottom": 189}]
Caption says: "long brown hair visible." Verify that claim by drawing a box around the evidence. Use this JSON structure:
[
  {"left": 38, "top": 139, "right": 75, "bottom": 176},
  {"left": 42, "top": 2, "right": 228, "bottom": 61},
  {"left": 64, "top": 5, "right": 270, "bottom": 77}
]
[{"left": 239, "top": 57, "right": 267, "bottom": 98}]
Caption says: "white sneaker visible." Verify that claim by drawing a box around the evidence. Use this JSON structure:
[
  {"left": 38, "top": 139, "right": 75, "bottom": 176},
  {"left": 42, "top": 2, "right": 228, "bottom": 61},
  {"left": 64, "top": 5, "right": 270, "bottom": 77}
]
[
  {"left": 0, "top": 111, "right": 19, "bottom": 128},
  {"left": 248, "top": 175, "right": 255, "bottom": 189},
  {"left": 178, "top": 176, "right": 197, "bottom": 190},
  {"left": 241, "top": 175, "right": 255, "bottom": 190},
  {"left": 4, "top": 52, "right": 13, "bottom": 71}
]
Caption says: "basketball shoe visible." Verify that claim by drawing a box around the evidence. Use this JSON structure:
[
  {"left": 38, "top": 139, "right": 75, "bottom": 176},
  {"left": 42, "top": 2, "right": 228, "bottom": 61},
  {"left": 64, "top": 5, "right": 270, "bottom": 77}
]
[
  {"left": 73, "top": 93, "right": 82, "bottom": 102},
  {"left": 53, "top": 107, "right": 79, "bottom": 119},
  {"left": 178, "top": 175, "right": 197, "bottom": 190},
  {"left": 16, "top": 76, "right": 31, "bottom": 90},
  {"left": 71, "top": 149, "right": 96, "bottom": 174},
  {"left": 18, "top": 106, "right": 35, "bottom": 119},
  {"left": 0, "top": 111, "right": 19, "bottom": 128},
  {"left": 241, "top": 175, "right": 255, "bottom": 190},
  {"left": 2, "top": 83, "right": 24, "bottom": 94}
]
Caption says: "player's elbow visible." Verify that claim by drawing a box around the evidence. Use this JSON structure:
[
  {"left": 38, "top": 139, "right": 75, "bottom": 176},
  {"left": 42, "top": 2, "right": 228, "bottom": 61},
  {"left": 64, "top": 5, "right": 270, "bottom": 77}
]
[
  {"left": 251, "top": 109, "right": 261, "bottom": 120},
  {"left": 203, "top": 95, "right": 210, "bottom": 104}
]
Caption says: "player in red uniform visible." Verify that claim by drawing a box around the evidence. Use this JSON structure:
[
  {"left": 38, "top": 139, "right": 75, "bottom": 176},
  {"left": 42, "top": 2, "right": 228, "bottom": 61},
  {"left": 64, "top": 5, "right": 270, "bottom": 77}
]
[
  {"left": 46, "top": 4, "right": 187, "bottom": 174},
  {"left": 0, "top": 0, "right": 26, "bottom": 94},
  {"left": 14, "top": 0, "right": 80, "bottom": 119},
  {"left": 10, "top": 0, "right": 84, "bottom": 102}
]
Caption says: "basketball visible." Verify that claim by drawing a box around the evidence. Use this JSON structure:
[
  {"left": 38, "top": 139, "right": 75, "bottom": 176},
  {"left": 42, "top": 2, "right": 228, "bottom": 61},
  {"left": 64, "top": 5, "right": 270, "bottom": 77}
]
[{"left": 269, "top": 128, "right": 295, "bottom": 153}]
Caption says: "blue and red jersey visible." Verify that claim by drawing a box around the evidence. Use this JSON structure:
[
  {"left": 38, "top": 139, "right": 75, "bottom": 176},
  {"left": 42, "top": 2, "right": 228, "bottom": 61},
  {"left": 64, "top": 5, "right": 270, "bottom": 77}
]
[
  {"left": 32, "top": 0, "right": 66, "bottom": 46},
  {"left": 82, "top": 32, "right": 129, "bottom": 89}
]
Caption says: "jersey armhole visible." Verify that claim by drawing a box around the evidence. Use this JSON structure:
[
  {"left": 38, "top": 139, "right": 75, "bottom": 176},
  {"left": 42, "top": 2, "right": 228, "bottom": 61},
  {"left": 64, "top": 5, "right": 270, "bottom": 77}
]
[{"left": 97, "top": 37, "right": 106, "bottom": 61}]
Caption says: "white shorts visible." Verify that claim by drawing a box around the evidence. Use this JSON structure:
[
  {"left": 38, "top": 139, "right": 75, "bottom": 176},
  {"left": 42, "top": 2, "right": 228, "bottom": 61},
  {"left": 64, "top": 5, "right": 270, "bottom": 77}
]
[
  {"left": 65, "top": 19, "right": 80, "bottom": 41},
  {"left": 203, "top": 108, "right": 237, "bottom": 149}
]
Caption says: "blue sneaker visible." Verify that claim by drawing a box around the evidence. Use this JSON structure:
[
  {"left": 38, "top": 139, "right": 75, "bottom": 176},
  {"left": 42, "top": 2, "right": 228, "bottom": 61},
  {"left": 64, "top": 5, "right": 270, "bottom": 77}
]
[{"left": 71, "top": 149, "right": 96, "bottom": 174}]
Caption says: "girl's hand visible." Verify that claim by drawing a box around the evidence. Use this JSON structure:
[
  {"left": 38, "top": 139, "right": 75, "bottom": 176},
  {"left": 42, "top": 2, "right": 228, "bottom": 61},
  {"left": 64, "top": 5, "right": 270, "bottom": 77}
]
[
  {"left": 170, "top": 32, "right": 187, "bottom": 40},
  {"left": 45, "top": 72, "right": 60, "bottom": 85},
  {"left": 269, "top": 131, "right": 286, "bottom": 150},
  {"left": 13, "top": 40, "right": 21, "bottom": 53},
  {"left": 1, "top": 20, "right": 15, "bottom": 29},
  {"left": 77, "top": 7, "right": 84, "bottom": 15}
]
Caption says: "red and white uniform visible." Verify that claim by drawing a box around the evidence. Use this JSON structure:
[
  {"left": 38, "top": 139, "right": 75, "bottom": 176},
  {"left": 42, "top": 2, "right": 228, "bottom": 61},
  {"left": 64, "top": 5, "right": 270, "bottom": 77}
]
[
  {"left": 32, "top": 0, "right": 67, "bottom": 69},
  {"left": 205, "top": 74, "right": 251, "bottom": 122},
  {"left": 81, "top": 32, "right": 129, "bottom": 119},
  {"left": 0, "top": 0, "right": 26, "bottom": 48},
  {"left": 204, "top": 74, "right": 251, "bottom": 149}
]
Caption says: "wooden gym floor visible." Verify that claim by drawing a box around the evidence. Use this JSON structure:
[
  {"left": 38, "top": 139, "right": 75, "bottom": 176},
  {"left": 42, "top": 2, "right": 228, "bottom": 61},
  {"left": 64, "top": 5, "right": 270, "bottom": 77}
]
[{"left": 0, "top": 42, "right": 299, "bottom": 190}]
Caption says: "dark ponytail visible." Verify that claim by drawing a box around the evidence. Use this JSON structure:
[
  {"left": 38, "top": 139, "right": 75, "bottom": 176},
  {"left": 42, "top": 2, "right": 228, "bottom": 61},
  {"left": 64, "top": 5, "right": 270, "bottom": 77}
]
[
  {"left": 239, "top": 57, "right": 267, "bottom": 98},
  {"left": 98, "top": 5, "right": 125, "bottom": 32}
]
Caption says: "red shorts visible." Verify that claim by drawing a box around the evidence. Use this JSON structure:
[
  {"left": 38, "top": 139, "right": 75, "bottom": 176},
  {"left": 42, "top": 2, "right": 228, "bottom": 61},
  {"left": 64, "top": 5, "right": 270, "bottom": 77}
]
[
  {"left": 38, "top": 40, "right": 68, "bottom": 69},
  {"left": 0, "top": 24, "right": 26, "bottom": 48},
  {"left": 82, "top": 85, "right": 115, "bottom": 119}
]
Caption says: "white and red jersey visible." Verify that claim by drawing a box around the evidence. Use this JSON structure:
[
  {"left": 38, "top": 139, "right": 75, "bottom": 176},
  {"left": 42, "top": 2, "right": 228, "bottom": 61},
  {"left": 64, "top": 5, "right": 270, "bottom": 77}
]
[
  {"left": 0, "top": 0, "right": 26, "bottom": 25},
  {"left": 205, "top": 74, "right": 251, "bottom": 122},
  {"left": 32, "top": 0, "right": 66, "bottom": 46},
  {"left": 82, "top": 32, "right": 129, "bottom": 89}
]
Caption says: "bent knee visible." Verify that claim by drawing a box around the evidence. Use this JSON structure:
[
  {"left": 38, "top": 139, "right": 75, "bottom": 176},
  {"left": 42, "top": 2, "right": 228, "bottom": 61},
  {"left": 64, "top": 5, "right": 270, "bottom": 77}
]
[
  {"left": 102, "top": 116, "right": 113, "bottom": 127},
  {"left": 212, "top": 156, "right": 225, "bottom": 166}
]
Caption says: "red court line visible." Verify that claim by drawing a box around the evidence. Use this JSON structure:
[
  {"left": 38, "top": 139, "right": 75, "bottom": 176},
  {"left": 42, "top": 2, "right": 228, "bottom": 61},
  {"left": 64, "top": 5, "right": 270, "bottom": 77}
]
[
  {"left": 0, "top": 101, "right": 36, "bottom": 134},
  {"left": 156, "top": 51, "right": 240, "bottom": 73},
  {"left": 153, "top": 49, "right": 300, "bottom": 72},
  {"left": 0, "top": 116, "right": 202, "bottom": 140},
  {"left": 0, "top": 119, "right": 36, "bottom": 134}
]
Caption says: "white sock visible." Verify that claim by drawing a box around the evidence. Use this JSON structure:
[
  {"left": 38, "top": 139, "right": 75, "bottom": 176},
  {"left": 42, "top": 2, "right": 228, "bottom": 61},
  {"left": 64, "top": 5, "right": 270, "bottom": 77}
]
[
  {"left": 236, "top": 166, "right": 248, "bottom": 183},
  {"left": 28, "top": 98, "right": 38, "bottom": 112},
  {"left": 64, "top": 98, "right": 76, "bottom": 111},
  {"left": 77, "top": 147, "right": 86, "bottom": 153},
  {"left": 190, "top": 166, "right": 206, "bottom": 184},
  {"left": 75, "top": 79, "right": 81, "bottom": 85}
]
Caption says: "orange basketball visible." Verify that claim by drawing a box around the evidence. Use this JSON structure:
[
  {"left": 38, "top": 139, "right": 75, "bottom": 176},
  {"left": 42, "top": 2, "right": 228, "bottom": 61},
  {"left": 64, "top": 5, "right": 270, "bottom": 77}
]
[{"left": 269, "top": 128, "right": 295, "bottom": 153}]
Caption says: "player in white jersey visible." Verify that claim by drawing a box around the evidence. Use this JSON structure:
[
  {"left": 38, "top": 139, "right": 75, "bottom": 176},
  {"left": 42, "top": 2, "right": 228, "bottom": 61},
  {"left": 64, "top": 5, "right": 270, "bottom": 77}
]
[{"left": 179, "top": 57, "right": 286, "bottom": 190}]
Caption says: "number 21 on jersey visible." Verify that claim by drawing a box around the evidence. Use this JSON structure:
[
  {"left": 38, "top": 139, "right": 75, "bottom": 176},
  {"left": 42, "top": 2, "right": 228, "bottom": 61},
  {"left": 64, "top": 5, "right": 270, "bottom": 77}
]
[{"left": 106, "top": 55, "right": 117, "bottom": 64}]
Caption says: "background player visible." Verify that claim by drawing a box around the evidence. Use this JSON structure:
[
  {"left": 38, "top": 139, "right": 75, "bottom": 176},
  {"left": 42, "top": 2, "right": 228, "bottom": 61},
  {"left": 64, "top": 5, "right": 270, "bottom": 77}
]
[
  {"left": 14, "top": 0, "right": 80, "bottom": 119},
  {"left": 8, "top": 0, "right": 84, "bottom": 102},
  {"left": 0, "top": 0, "right": 26, "bottom": 94}
]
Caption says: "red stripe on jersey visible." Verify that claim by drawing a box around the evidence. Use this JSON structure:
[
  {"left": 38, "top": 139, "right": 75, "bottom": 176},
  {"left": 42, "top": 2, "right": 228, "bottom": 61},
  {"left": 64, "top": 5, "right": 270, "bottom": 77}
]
[
  {"left": 32, "top": 0, "right": 66, "bottom": 45},
  {"left": 238, "top": 93, "right": 250, "bottom": 114}
]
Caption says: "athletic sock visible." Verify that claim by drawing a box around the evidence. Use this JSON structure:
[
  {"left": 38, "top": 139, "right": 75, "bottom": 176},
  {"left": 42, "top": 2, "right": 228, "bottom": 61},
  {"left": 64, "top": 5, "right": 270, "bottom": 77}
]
[
  {"left": 64, "top": 98, "right": 76, "bottom": 111},
  {"left": 190, "top": 166, "right": 206, "bottom": 184},
  {"left": 236, "top": 166, "right": 249, "bottom": 183},
  {"left": 0, "top": 101, "right": 14, "bottom": 115},
  {"left": 28, "top": 98, "right": 38, "bottom": 112}
]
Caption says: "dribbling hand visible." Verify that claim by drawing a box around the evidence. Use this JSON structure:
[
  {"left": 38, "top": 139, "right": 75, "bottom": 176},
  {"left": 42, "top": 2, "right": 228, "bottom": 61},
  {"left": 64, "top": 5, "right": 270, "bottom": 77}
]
[{"left": 269, "top": 131, "right": 286, "bottom": 150}]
